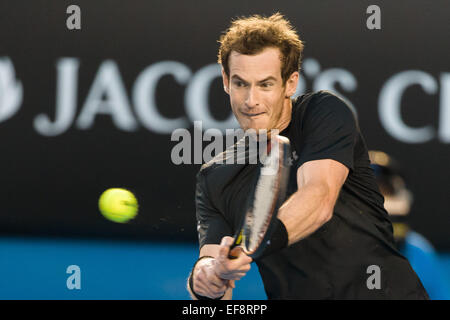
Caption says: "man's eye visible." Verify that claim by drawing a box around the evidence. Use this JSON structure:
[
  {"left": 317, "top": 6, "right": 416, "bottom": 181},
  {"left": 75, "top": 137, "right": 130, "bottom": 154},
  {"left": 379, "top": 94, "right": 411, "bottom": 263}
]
[
  {"left": 261, "top": 82, "right": 273, "bottom": 88},
  {"left": 235, "top": 81, "right": 246, "bottom": 87}
]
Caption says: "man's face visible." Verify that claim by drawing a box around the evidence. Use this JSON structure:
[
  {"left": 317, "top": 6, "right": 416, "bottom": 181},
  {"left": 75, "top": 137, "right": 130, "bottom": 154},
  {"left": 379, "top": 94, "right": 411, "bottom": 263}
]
[{"left": 222, "top": 47, "right": 298, "bottom": 132}]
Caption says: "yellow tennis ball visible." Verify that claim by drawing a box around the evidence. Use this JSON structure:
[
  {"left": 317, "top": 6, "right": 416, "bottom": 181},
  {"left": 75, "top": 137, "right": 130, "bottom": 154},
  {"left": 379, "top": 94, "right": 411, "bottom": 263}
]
[{"left": 98, "top": 188, "right": 138, "bottom": 223}]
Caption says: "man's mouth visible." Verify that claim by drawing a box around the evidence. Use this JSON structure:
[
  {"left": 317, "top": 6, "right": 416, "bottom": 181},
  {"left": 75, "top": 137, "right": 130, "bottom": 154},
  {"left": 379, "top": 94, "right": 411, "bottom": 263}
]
[{"left": 241, "top": 111, "right": 265, "bottom": 117}]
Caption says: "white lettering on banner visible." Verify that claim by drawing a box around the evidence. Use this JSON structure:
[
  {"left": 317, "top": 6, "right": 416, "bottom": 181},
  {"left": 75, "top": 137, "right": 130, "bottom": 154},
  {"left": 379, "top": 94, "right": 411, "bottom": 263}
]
[
  {"left": 76, "top": 60, "right": 137, "bottom": 131},
  {"left": 439, "top": 73, "right": 450, "bottom": 143},
  {"left": 379, "top": 70, "right": 437, "bottom": 143},
  {"left": 0, "top": 57, "right": 23, "bottom": 123},
  {"left": 185, "top": 64, "right": 239, "bottom": 131},
  {"left": 133, "top": 61, "right": 191, "bottom": 134},
  {"left": 293, "top": 58, "right": 358, "bottom": 117},
  {"left": 2, "top": 56, "right": 448, "bottom": 144},
  {"left": 34, "top": 58, "right": 79, "bottom": 136},
  {"left": 312, "top": 64, "right": 358, "bottom": 117}
]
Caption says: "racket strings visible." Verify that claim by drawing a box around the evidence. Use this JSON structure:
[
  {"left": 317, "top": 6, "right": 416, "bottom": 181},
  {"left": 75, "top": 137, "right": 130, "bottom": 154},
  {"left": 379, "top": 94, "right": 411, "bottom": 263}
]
[{"left": 246, "top": 144, "right": 282, "bottom": 252}]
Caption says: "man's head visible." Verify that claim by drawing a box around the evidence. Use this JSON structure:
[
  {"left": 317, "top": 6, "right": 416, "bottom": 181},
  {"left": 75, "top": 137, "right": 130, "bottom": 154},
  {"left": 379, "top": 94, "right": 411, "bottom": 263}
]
[{"left": 218, "top": 13, "right": 304, "bottom": 132}]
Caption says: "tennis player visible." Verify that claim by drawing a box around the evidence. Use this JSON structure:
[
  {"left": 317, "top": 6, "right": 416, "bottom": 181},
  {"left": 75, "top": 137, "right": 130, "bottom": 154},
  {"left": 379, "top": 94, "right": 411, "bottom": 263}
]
[{"left": 187, "top": 13, "right": 429, "bottom": 300}]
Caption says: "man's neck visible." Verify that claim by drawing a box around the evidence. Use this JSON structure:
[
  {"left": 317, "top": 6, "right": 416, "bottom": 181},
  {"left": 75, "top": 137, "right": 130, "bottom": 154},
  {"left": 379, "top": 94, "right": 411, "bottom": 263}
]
[{"left": 277, "top": 98, "right": 293, "bottom": 133}]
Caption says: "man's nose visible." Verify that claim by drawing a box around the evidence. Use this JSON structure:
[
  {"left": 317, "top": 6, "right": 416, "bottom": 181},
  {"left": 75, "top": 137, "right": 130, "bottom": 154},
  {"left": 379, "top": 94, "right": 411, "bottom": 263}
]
[{"left": 245, "top": 86, "right": 259, "bottom": 108}]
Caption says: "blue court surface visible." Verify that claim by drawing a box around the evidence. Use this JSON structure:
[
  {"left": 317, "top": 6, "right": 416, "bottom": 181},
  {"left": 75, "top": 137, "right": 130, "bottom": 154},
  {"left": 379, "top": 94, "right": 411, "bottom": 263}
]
[
  {"left": 0, "top": 236, "right": 266, "bottom": 300},
  {"left": 1, "top": 236, "right": 449, "bottom": 300}
]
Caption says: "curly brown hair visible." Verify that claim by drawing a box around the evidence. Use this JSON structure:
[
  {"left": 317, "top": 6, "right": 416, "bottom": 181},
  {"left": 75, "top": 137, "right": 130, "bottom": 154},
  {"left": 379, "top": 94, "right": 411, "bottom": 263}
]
[{"left": 218, "top": 13, "right": 304, "bottom": 84}]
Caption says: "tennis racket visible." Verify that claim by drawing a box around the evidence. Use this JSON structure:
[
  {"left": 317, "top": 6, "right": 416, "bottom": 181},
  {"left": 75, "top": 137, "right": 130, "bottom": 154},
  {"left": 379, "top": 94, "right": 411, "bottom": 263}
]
[{"left": 229, "top": 134, "right": 291, "bottom": 259}]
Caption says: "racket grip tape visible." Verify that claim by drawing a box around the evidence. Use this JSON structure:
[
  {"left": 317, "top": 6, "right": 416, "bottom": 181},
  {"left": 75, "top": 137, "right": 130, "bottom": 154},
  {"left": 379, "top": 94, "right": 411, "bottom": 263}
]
[
  {"left": 228, "top": 229, "right": 244, "bottom": 259},
  {"left": 228, "top": 245, "right": 241, "bottom": 259}
]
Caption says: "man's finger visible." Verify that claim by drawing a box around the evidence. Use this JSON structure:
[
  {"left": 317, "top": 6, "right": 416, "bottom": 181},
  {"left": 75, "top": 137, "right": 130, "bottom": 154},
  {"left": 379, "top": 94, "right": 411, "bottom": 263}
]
[
  {"left": 221, "top": 236, "right": 234, "bottom": 247},
  {"left": 198, "top": 278, "right": 225, "bottom": 298},
  {"left": 223, "top": 252, "right": 252, "bottom": 271},
  {"left": 194, "top": 274, "right": 213, "bottom": 297},
  {"left": 235, "top": 251, "right": 252, "bottom": 264},
  {"left": 220, "top": 271, "right": 248, "bottom": 281},
  {"left": 195, "top": 271, "right": 224, "bottom": 298},
  {"left": 217, "top": 236, "right": 234, "bottom": 259},
  {"left": 207, "top": 272, "right": 228, "bottom": 289},
  {"left": 228, "top": 246, "right": 242, "bottom": 259}
]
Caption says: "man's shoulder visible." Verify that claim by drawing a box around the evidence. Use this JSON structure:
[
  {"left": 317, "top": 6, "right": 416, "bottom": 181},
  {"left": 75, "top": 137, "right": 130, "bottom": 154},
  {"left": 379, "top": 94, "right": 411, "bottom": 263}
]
[
  {"left": 197, "top": 138, "right": 248, "bottom": 181},
  {"left": 296, "top": 90, "right": 354, "bottom": 113},
  {"left": 293, "top": 90, "right": 334, "bottom": 108},
  {"left": 199, "top": 144, "right": 232, "bottom": 172},
  {"left": 293, "top": 90, "right": 357, "bottom": 125},
  {"left": 196, "top": 140, "right": 258, "bottom": 206}
]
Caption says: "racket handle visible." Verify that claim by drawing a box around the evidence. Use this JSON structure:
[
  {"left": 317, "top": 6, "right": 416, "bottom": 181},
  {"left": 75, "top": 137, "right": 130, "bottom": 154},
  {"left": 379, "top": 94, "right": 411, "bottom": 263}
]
[
  {"left": 228, "top": 244, "right": 240, "bottom": 259},
  {"left": 228, "top": 228, "right": 244, "bottom": 259}
]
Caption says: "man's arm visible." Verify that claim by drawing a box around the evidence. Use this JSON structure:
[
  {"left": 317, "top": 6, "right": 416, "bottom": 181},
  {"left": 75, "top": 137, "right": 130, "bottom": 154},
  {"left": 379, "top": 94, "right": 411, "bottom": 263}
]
[
  {"left": 278, "top": 159, "right": 349, "bottom": 245},
  {"left": 187, "top": 237, "right": 252, "bottom": 300}
]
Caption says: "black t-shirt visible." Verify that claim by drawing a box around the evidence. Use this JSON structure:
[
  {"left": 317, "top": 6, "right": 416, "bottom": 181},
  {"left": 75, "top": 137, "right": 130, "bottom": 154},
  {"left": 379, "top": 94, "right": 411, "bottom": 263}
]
[{"left": 195, "top": 90, "right": 429, "bottom": 299}]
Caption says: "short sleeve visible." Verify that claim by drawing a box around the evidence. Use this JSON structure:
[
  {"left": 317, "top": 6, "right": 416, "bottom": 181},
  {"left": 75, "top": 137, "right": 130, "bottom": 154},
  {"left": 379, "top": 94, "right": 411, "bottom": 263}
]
[
  {"left": 195, "top": 170, "right": 232, "bottom": 248},
  {"left": 297, "top": 94, "right": 357, "bottom": 171}
]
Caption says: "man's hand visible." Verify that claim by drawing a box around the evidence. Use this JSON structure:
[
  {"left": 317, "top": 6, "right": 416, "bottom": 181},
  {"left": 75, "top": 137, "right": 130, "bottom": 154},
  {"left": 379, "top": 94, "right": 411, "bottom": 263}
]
[
  {"left": 215, "top": 236, "right": 252, "bottom": 281},
  {"left": 191, "top": 256, "right": 230, "bottom": 299},
  {"left": 191, "top": 236, "right": 252, "bottom": 299}
]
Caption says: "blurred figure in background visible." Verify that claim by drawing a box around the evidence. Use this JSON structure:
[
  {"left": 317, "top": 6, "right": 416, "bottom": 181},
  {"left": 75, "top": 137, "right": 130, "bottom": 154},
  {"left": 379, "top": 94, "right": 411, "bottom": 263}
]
[{"left": 369, "top": 150, "right": 450, "bottom": 300}]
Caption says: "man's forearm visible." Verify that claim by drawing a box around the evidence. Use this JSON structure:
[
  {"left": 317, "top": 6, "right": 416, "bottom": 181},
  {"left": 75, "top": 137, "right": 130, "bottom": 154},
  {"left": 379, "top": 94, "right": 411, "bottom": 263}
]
[{"left": 278, "top": 182, "right": 334, "bottom": 245}]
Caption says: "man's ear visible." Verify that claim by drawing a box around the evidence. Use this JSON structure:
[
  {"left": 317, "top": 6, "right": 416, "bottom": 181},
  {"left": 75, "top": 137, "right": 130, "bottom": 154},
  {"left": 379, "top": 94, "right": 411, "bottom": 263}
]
[
  {"left": 221, "top": 67, "right": 230, "bottom": 95},
  {"left": 285, "top": 71, "right": 299, "bottom": 98}
]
